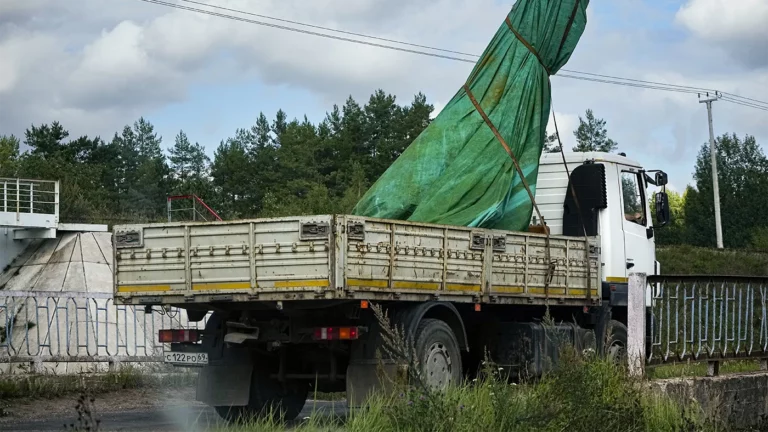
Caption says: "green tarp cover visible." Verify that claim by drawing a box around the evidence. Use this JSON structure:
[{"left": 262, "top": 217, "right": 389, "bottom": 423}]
[{"left": 352, "top": 0, "right": 589, "bottom": 231}]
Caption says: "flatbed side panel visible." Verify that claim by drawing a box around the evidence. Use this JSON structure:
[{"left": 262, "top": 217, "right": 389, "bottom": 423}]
[
  {"left": 490, "top": 233, "right": 599, "bottom": 298},
  {"left": 115, "top": 215, "right": 599, "bottom": 305},
  {"left": 115, "top": 225, "right": 186, "bottom": 294},
  {"left": 253, "top": 216, "right": 332, "bottom": 290},
  {"left": 344, "top": 217, "right": 482, "bottom": 294},
  {"left": 188, "top": 223, "right": 251, "bottom": 292},
  {"left": 115, "top": 216, "right": 333, "bottom": 298},
  {"left": 342, "top": 217, "right": 597, "bottom": 302}
]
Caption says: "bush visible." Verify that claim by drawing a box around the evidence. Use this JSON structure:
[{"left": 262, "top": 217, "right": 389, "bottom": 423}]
[{"left": 657, "top": 245, "right": 768, "bottom": 276}]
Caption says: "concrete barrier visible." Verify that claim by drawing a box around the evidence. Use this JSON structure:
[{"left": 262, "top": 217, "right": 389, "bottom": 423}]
[{"left": 652, "top": 372, "right": 768, "bottom": 430}]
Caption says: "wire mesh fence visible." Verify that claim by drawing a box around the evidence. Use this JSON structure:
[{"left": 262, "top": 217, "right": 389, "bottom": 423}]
[
  {"left": 646, "top": 276, "right": 768, "bottom": 365},
  {"left": 0, "top": 291, "right": 208, "bottom": 366}
]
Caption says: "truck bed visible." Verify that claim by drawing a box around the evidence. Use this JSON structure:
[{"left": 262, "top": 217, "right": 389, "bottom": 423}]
[{"left": 113, "top": 215, "right": 600, "bottom": 306}]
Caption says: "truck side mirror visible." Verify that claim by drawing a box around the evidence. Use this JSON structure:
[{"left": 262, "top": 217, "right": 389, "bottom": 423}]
[
  {"left": 654, "top": 171, "right": 668, "bottom": 187},
  {"left": 655, "top": 192, "right": 670, "bottom": 227}
]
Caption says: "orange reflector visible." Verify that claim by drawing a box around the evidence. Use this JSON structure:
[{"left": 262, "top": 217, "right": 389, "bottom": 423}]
[
  {"left": 360, "top": 300, "right": 369, "bottom": 309},
  {"left": 159, "top": 329, "right": 200, "bottom": 343},
  {"left": 313, "top": 326, "right": 360, "bottom": 341},
  {"left": 159, "top": 329, "right": 173, "bottom": 343},
  {"left": 474, "top": 304, "right": 481, "bottom": 312}
]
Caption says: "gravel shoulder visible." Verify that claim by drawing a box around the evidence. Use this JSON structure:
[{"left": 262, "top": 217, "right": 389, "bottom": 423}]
[{"left": 0, "top": 387, "right": 346, "bottom": 431}]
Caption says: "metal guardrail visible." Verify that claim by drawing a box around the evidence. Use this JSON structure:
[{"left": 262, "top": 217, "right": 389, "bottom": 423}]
[
  {"left": 0, "top": 291, "right": 208, "bottom": 367},
  {"left": 646, "top": 276, "right": 768, "bottom": 366},
  {"left": 0, "top": 178, "right": 59, "bottom": 228}
]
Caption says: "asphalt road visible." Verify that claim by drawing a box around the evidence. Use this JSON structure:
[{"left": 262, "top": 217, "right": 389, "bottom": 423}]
[{"left": 3, "top": 400, "right": 347, "bottom": 432}]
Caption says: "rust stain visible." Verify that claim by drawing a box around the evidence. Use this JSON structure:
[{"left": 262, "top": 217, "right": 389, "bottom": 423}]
[{"left": 465, "top": 53, "right": 495, "bottom": 87}]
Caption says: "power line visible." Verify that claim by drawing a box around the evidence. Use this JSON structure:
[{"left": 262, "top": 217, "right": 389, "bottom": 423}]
[
  {"left": 137, "top": 0, "right": 477, "bottom": 64},
  {"left": 720, "top": 92, "right": 768, "bottom": 108},
  {"left": 560, "top": 70, "right": 717, "bottom": 94},
  {"left": 176, "top": 0, "right": 480, "bottom": 59},
  {"left": 556, "top": 74, "right": 702, "bottom": 95},
  {"left": 720, "top": 96, "right": 768, "bottom": 112},
  {"left": 179, "top": 0, "right": 768, "bottom": 106},
  {"left": 139, "top": 0, "right": 768, "bottom": 110}
]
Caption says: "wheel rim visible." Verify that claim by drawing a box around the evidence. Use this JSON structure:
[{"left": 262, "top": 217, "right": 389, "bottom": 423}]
[
  {"left": 424, "top": 342, "right": 452, "bottom": 390},
  {"left": 607, "top": 342, "right": 626, "bottom": 366}
]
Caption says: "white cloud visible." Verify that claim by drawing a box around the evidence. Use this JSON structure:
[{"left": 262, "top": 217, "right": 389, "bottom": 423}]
[
  {"left": 546, "top": 110, "right": 578, "bottom": 151},
  {"left": 0, "top": 0, "right": 766, "bottom": 197},
  {"left": 676, "top": 0, "right": 768, "bottom": 67},
  {"left": 0, "top": 0, "right": 503, "bottom": 139}
]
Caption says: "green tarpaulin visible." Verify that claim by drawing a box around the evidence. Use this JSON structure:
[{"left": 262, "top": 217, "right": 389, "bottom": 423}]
[{"left": 352, "top": 0, "right": 589, "bottom": 231}]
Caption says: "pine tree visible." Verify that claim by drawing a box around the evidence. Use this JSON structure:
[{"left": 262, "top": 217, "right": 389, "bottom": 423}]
[{"left": 572, "top": 109, "right": 618, "bottom": 153}]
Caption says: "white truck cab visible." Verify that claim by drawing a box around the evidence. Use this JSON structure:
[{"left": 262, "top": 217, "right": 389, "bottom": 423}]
[{"left": 535, "top": 152, "right": 669, "bottom": 289}]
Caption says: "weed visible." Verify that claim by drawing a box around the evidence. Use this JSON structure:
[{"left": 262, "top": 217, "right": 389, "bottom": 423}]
[
  {"left": 0, "top": 367, "right": 197, "bottom": 400},
  {"left": 62, "top": 392, "right": 101, "bottom": 432}
]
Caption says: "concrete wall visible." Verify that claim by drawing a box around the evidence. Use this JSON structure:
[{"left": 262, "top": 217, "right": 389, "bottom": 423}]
[
  {"left": 1, "top": 226, "right": 30, "bottom": 272},
  {"left": 651, "top": 372, "right": 768, "bottom": 430}
]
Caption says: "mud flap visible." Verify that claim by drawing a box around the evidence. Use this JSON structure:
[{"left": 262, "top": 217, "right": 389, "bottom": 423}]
[
  {"left": 346, "top": 360, "right": 407, "bottom": 408},
  {"left": 196, "top": 363, "right": 253, "bottom": 406}
]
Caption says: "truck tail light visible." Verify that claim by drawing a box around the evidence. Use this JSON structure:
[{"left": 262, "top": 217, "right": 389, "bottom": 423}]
[
  {"left": 313, "top": 327, "right": 359, "bottom": 341},
  {"left": 159, "top": 329, "right": 201, "bottom": 343}
]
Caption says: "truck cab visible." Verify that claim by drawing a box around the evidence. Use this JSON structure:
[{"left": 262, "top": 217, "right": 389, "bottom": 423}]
[{"left": 536, "top": 151, "right": 669, "bottom": 306}]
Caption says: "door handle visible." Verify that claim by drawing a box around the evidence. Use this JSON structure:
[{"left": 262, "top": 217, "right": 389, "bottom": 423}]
[{"left": 626, "top": 261, "right": 635, "bottom": 269}]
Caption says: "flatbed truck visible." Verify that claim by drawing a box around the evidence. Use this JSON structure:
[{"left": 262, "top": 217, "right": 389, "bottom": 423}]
[{"left": 113, "top": 151, "right": 669, "bottom": 420}]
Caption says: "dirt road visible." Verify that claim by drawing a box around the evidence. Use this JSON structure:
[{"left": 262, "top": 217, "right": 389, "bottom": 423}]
[{"left": 0, "top": 387, "right": 346, "bottom": 431}]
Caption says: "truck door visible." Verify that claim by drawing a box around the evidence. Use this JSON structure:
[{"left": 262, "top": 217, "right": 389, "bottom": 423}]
[{"left": 619, "top": 168, "right": 655, "bottom": 276}]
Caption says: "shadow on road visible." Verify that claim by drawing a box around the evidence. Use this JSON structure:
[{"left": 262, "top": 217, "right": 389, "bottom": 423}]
[{"left": 3, "top": 400, "right": 348, "bottom": 432}]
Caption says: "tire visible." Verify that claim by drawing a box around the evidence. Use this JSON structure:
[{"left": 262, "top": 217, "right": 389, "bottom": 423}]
[
  {"left": 214, "top": 366, "right": 309, "bottom": 422},
  {"left": 605, "top": 320, "right": 628, "bottom": 366},
  {"left": 414, "top": 319, "right": 462, "bottom": 390}
]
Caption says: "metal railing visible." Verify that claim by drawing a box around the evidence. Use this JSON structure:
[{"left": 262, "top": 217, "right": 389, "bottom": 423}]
[
  {"left": 167, "top": 194, "right": 222, "bottom": 222},
  {"left": 0, "top": 291, "right": 208, "bottom": 367},
  {"left": 0, "top": 178, "right": 59, "bottom": 228},
  {"left": 646, "top": 276, "right": 768, "bottom": 366}
]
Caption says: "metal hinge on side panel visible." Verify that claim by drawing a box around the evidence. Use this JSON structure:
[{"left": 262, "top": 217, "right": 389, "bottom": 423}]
[
  {"left": 347, "top": 221, "right": 365, "bottom": 241},
  {"left": 470, "top": 233, "right": 486, "bottom": 250},
  {"left": 115, "top": 229, "right": 143, "bottom": 248},
  {"left": 492, "top": 236, "right": 506, "bottom": 252},
  {"left": 300, "top": 221, "right": 330, "bottom": 240}
]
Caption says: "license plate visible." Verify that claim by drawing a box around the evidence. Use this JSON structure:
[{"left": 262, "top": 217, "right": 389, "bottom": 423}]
[{"left": 164, "top": 351, "right": 208, "bottom": 366}]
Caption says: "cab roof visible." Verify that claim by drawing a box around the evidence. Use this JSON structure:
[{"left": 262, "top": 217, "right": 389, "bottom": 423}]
[{"left": 539, "top": 151, "right": 643, "bottom": 169}]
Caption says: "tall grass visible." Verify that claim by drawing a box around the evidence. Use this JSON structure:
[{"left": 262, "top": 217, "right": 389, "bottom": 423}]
[
  {"left": 212, "top": 304, "right": 710, "bottom": 432},
  {"left": 213, "top": 352, "right": 707, "bottom": 432},
  {"left": 0, "top": 366, "right": 196, "bottom": 400}
]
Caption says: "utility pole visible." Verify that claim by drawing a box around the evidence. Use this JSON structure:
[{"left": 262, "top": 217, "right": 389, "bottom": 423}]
[{"left": 699, "top": 92, "right": 723, "bottom": 249}]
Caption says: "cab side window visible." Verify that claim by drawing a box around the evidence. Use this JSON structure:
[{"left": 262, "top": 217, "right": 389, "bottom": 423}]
[{"left": 621, "top": 171, "right": 645, "bottom": 225}]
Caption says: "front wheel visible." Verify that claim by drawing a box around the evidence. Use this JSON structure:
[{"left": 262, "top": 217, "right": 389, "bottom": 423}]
[{"left": 414, "top": 319, "right": 462, "bottom": 390}]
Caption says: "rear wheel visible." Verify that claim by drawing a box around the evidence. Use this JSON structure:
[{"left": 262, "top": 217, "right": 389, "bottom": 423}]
[
  {"left": 215, "top": 365, "right": 308, "bottom": 422},
  {"left": 414, "top": 319, "right": 462, "bottom": 390},
  {"left": 605, "top": 320, "right": 628, "bottom": 366}
]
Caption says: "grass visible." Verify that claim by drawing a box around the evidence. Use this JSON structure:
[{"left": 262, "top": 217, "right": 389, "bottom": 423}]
[
  {"left": 657, "top": 245, "right": 768, "bottom": 276},
  {"left": 648, "top": 359, "right": 764, "bottom": 380},
  {"left": 201, "top": 305, "right": 714, "bottom": 432},
  {"left": 205, "top": 354, "right": 707, "bottom": 432},
  {"left": 0, "top": 366, "right": 197, "bottom": 400}
]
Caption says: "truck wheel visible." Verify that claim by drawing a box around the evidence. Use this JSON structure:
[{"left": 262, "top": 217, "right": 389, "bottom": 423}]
[
  {"left": 214, "top": 367, "right": 309, "bottom": 422},
  {"left": 605, "top": 320, "right": 628, "bottom": 366},
  {"left": 414, "top": 319, "right": 462, "bottom": 390}
]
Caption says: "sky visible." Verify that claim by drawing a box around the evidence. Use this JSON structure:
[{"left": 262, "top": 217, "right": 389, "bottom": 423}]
[{"left": 1, "top": 0, "right": 767, "bottom": 192}]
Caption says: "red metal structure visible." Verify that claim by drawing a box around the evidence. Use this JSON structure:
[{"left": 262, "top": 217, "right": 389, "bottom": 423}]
[{"left": 167, "top": 195, "right": 222, "bottom": 222}]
